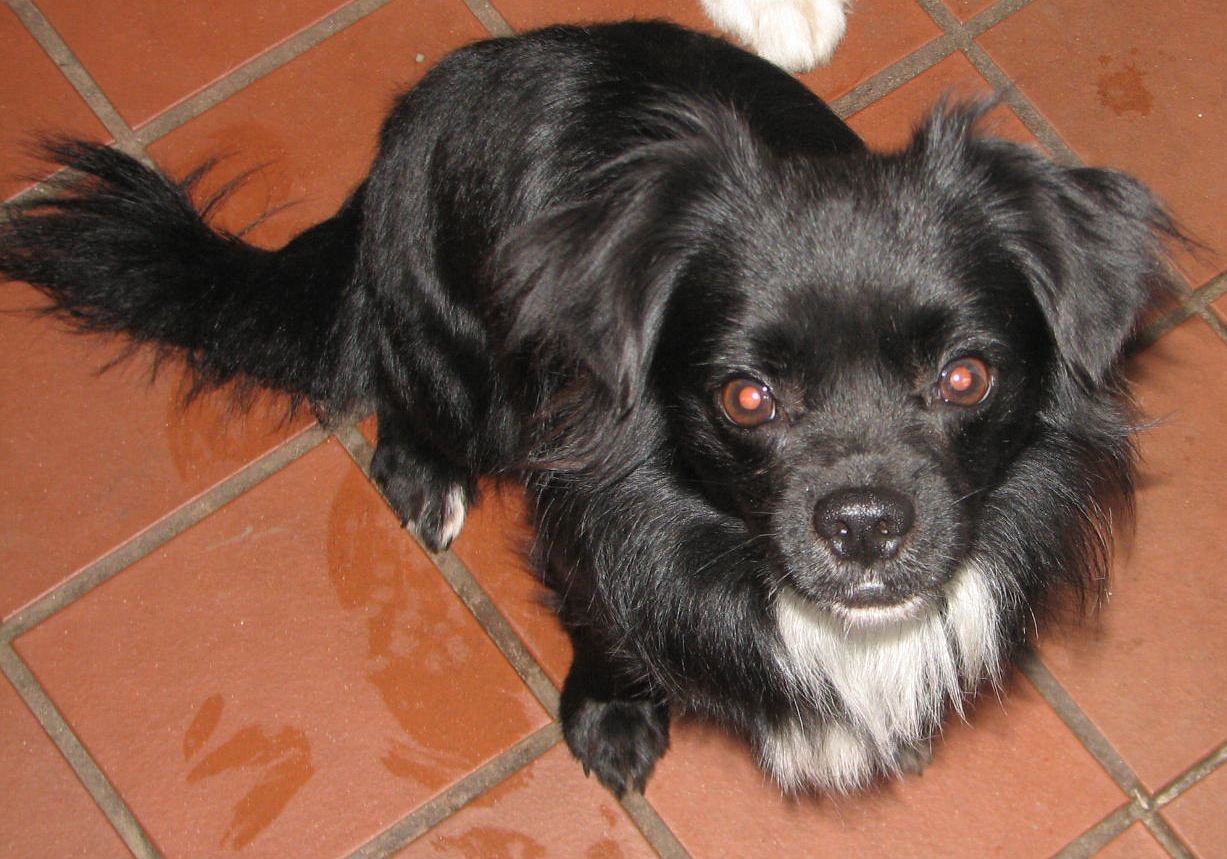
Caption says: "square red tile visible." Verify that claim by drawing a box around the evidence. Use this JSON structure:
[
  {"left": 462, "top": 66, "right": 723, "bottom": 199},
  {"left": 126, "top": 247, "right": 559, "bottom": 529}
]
[
  {"left": 648, "top": 674, "right": 1126, "bottom": 857},
  {"left": 147, "top": 0, "right": 489, "bottom": 249},
  {"left": 0, "top": 284, "right": 311, "bottom": 619},
  {"left": 34, "top": 0, "right": 354, "bottom": 128},
  {"left": 393, "top": 744, "right": 659, "bottom": 857},
  {"left": 1038, "top": 318, "right": 1227, "bottom": 790},
  {"left": 0, "top": 6, "right": 109, "bottom": 201},
  {"left": 0, "top": 675, "right": 132, "bottom": 859},
  {"left": 15, "top": 441, "right": 550, "bottom": 857},
  {"left": 978, "top": 0, "right": 1227, "bottom": 286},
  {"left": 451, "top": 484, "right": 574, "bottom": 687}
]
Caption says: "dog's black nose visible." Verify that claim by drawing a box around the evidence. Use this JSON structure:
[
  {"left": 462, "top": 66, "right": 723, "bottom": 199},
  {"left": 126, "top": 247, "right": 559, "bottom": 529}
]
[{"left": 813, "top": 487, "right": 914, "bottom": 563}]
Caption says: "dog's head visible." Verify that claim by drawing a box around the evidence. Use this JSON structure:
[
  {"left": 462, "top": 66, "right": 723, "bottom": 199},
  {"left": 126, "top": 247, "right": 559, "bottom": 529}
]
[{"left": 498, "top": 101, "right": 1177, "bottom": 622}]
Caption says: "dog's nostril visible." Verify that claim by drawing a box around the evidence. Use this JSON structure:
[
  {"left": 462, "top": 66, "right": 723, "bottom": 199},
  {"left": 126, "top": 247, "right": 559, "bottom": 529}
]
[{"left": 813, "top": 487, "right": 915, "bottom": 563}]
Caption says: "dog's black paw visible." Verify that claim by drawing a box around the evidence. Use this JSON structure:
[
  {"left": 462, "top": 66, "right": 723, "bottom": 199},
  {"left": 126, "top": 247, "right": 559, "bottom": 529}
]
[
  {"left": 562, "top": 695, "right": 671, "bottom": 797},
  {"left": 369, "top": 437, "right": 471, "bottom": 552}
]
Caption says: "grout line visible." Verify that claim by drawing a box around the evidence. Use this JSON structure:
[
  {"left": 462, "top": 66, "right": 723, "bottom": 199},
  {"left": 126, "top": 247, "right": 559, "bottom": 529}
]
[
  {"left": 1142, "top": 814, "right": 1197, "bottom": 859},
  {"left": 0, "top": 422, "right": 331, "bottom": 641},
  {"left": 1050, "top": 801, "right": 1139, "bottom": 859},
  {"left": 1131, "top": 270, "right": 1227, "bottom": 354},
  {"left": 1153, "top": 739, "right": 1227, "bottom": 808},
  {"left": 912, "top": 0, "right": 966, "bottom": 33},
  {"left": 331, "top": 420, "right": 377, "bottom": 471},
  {"left": 831, "top": 36, "right": 956, "bottom": 119},
  {"left": 7, "top": 0, "right": 137, "bottom": 149},
  {"left": 333, "top": 425, "right": 562, "bottom": 717},
  {"left": 1196, "top": 306, "right": 1227, "bottom": 344},
  {"left": 1020, "top": 652, "right": 1200, "bottom": 858},
  {"left": 1194, "top": 270, "right": 1227, "bottom": 308},
  {"left": 620, "top": 792, "right": 693, "bottom": 859},
  {"left": 344, "top": 723, "right": 563, "bottom": 858},
  {"left": 959, "top": 42, "right": 1081, "bottom": 164},
  {"left": 1016, "top": 651, "right": 1148, "bottom": 798},
  {"left": 333, "top": 427, "right": 691, "bottom": 857},
  {"left": 1192, "top": 271, "right": 1227, "bottom": 309},
  {"left": 0, "top": 643, "right": 164, "bottom": 859},
  {"left": 459, "top": 0, "right": 515, "bottom": 37},
  {"left": 133, "top": 0, "right": 400, "bottom": 146},
  {"left": 911, "top": 0, "right": 1082, "bottom": 164},
  {"left": 430, "top": 547, "right": 563, "bottom": 714},
  {"left": 963, "top": 0, "right": 1038, "bottom": 35}
]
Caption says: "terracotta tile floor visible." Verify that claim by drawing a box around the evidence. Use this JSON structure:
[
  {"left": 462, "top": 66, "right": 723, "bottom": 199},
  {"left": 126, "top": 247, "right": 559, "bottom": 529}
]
[{"left": 2, "top": 0, "right": 1225, "bottom": 856}]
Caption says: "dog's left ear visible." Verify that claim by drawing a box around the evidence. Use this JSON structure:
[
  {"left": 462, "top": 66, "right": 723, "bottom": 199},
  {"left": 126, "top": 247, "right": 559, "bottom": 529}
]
[
  {"left": 493, "top": 106, "right": 763, "bottom": 409},
  {"left": 920, "top": 105, "right": 1181, "bottom": 385}
]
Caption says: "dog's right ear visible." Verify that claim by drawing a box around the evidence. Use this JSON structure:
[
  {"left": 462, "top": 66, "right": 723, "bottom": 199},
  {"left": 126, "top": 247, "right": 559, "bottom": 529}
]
[
  {"left": 914, "top": 102, "right": 1184, "bottom": 386},
  {"left": 492, "top": 105, "right": 764, "bottom": 411}
]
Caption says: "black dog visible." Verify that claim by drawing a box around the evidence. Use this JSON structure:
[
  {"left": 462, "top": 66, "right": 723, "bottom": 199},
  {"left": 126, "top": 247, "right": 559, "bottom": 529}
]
[{"left": 0, "top": 20, "right": 1178, "bottom": 795}]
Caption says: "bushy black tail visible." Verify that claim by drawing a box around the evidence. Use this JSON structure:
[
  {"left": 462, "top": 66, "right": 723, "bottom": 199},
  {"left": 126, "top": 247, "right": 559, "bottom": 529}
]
[{"left": 0, "top": 140, "right": 368, "bottom": 413}]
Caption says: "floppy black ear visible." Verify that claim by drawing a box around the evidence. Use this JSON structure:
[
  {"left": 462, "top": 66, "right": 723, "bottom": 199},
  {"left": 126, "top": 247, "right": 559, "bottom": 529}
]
[
  {"left": 492, "top": 104, "right": 765, "bottom": 409},
  {"left": 494, "top": 165, "right": 689, "bottom": 409},
  {"left": 917, "top": 104, "right": 1181, "bottom": 385},
  {"left": 1015, "top": 164, "right": 1179, "bottom": 383}
]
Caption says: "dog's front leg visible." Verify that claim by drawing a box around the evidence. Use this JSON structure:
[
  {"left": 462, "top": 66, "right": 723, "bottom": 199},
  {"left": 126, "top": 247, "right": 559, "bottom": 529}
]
[
  {"left": 533, "top": 460, "right": 784, "bottom": 794},
  {"left": 559, "top": 626, "right": 671, "bottom": 797}
]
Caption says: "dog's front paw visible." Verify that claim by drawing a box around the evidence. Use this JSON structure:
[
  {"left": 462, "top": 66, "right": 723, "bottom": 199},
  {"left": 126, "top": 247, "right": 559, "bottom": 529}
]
[
  {"left": 370, "top": 439, "right": 471, "bottom": 552},
  {"left": 562, "top": 695, "right": 671, "bottom": 797}
]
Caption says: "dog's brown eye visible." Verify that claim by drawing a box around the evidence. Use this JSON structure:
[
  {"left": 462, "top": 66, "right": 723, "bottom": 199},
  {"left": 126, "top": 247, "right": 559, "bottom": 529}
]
[
  {"left": 721, "top": 377, "right": 776, "bottom": 427},
  {"left": 938, "top": 357, "right": 994, "bottom": 407}
]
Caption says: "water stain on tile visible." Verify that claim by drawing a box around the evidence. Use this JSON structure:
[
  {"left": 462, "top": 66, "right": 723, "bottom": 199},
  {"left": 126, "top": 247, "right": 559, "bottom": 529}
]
[
  {"left": 184, "top": 692, "right": 227, "bottom": 759},
  {"left": 1096, "top": 52, "right": 1153, "bottom": 116},
  {"left": 380, "top": 735, "right": 470, "bottom": 782},
  {"left": 183, "top": 694, "right": 314, "bottom": 850},
  {"left": 327, "top": 469, "right": 538, "bottom": 789}
]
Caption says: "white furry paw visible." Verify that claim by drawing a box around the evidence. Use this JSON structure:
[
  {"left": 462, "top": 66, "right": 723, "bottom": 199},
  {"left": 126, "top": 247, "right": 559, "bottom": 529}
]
[{"left": 700, "top": 0, "right": 850, "bottom": 71}]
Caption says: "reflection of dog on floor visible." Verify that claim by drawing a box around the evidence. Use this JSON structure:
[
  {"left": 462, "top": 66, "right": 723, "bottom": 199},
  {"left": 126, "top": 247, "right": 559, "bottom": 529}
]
[
  {"left": 702, "top": 0, "right": 850, "bottom": 70},
  {"left": 0, "top": 20, "right": 1179, "bottom": 796}
]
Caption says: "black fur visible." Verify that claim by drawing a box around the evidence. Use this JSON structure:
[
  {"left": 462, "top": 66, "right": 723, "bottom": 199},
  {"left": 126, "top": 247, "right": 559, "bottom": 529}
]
[{"left": 0, "top": 21, "right": 1179, "bottom": 795}]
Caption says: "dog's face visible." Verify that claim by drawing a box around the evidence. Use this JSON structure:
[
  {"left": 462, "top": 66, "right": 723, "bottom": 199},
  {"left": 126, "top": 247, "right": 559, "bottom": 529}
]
[
  {"left": 659, "top": 168, "right": 1056, "bottom": 620},
  {"left": 498, "top": 102, "right": 1172, "bottom": 621}
]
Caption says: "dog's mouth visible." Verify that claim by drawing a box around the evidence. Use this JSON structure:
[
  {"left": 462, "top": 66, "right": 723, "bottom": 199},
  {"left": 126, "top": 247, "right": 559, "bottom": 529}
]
[
  {"left": 788, "top": 575, "right": 938, "bottom": 628},
  {"left": 775, "top": 583, "right": 938, "bottom": 638},
  {"left": 829, "top": 593, "right": 929, "bottom": 628}
]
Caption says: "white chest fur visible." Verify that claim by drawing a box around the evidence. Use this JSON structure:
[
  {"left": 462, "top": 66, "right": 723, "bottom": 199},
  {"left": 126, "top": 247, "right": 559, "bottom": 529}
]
[{"left": 764, "top": 561, "right": 1003, "bottom": 792}]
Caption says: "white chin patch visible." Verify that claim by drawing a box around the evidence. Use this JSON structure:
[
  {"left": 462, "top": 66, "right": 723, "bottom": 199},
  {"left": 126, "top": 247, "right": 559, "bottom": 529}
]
[
  {"left": 831, "top": 596, "right": 927, "bottom": 629},
  {"left": 763, "top": 561, "right": 1003, "bottom": 792}
]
